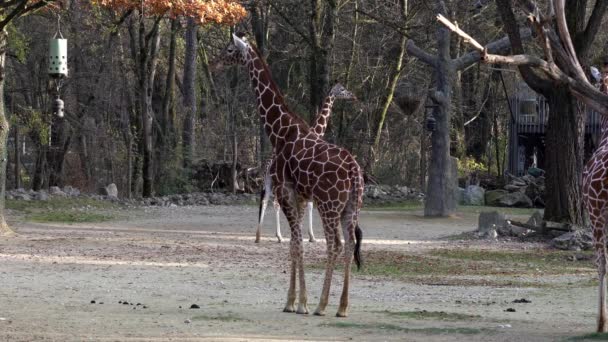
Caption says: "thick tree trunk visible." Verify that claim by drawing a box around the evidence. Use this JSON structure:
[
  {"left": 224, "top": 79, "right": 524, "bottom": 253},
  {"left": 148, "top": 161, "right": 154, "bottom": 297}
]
[
  {"left": 309, "top": 0, "right": 336, "bottom": 119},
  {"left": 182, "top": 18, "right": 198, "bottom": 170},
  {"left": 0, "top": 31, "right": 13, "bottom": 236},
  {"left": 424, "top": 5, "right": 455, "bottom": 217},
  {"left": 544, "top": 87, "right": 585, "bottom": 225}
]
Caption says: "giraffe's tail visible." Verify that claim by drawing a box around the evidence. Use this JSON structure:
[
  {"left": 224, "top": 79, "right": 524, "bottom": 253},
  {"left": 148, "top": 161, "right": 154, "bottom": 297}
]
[
  {"left": 258, "top": 188, "right": 266, "bottom": 223},
  {"left": 354, "top": 224, "right": 362, "bottom": 270},
  {"left": 351, "top": 162, "right": 364, "bottom": 271}
]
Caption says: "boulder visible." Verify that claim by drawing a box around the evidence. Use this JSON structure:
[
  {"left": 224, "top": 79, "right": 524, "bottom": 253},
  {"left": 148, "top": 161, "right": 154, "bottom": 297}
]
[
  {"left": 485, "top": 190, "right": 509, "bottom": 207},
  {"left": 498, "top": 192, "right": 533, "bottom": 208},
  {"left": 457, "top": 187, "right": 466, "bottom": 205},
  {"left": 478, "top": 211, "right": 506, "bottom": 234},
  {"left": 49, "top": 186, "right": 67, "bottom": 197},
  {"left": 552, "top": 230, "right": 593, "bottom": 251},
  {"left": 526, "top": 211, "right": 543, "bottom": 228},
  {"left": 100, "top": 183, "right": 118, "bottom": 198},
  {"left": 34, "top": 191, "right": 49, "bottom": 201},
  {"left": 63, "top": 186, "right": 80, "bottom": 197},
  {"left": 13, "top": 193, "right": 31, "bottom": 201},
  {"left": 497, "top": 223, "right": 532, "bottom": 237},
  {"left": 463, "top": 185, "right": 485, "bottom": 206}
]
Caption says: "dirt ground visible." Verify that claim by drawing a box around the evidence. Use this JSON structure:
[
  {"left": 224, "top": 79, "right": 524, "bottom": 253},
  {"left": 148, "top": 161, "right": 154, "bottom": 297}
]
[{"left": 0, "top": 204, "right": 602, "bottom": 341}]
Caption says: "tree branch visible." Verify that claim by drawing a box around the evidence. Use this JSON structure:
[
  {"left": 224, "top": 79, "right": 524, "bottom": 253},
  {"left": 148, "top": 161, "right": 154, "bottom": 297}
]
[{"left": 405, "top": 40, "right": 437, "bottom": 67}]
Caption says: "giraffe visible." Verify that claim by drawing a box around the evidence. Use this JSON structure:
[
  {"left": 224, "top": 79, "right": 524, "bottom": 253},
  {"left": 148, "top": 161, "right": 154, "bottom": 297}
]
[
  {"left": 215, "top": 33, "right": 364, "bottom": 317},
  {"left": 583, "top": 61, "right": 608, "bottom": 333},
  {"left": 256, "top": 83, "right": 356, "bottom": 243}
]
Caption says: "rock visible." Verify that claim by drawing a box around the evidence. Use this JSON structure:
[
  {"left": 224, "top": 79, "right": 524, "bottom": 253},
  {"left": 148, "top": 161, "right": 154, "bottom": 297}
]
[
  {"left": 498, "top": 192, "right": 533, "bottom": 208},
  {"left": 504, "top": 184, "right": 524, "bottom": 192},
  {"left": 504, "top": 308, "right": 516, "bottom": 312},
  {"left": 526, "top": 211, "right": 543, "bottom": 228},
  {"left": 184, "top": 319, "right": 191, "bottom": 324},
  {"left": 497, "top": 223, "right": 532, "bottom": 237},
  {"left": 13, "top": 193, "right": 31, "bottom": 201},
  {"left": 552, "top": 230, "right": 593, "bottom": 251},
  {"left": 63, "top": 186, "right": 80, "bottom": 197},
  {"left": 34, "top": 191, "right": 49, "bottom": 201},
  {"left": 190, "top": 304, "right": 200, "bottom": 309},
  {"left": 478, "top": 211, "right": 506, "bottom": 234},
  {"left": 49, "top": 186, "right": 66, "bottom": 197},
  {"left": 457, "top": 187, "right": 466, "bottom": 205},
  {"left": 485, "top": 190, "right": 509, "bottom": 207},
  {"left": 513, "top": 298, "right": 531, "bottom": 303},
  {"left": 463, "top": 185, "right": 485, "bottom": 206},
  {"left": 100, "top": 183, "right": 118, "bottom": 198}
]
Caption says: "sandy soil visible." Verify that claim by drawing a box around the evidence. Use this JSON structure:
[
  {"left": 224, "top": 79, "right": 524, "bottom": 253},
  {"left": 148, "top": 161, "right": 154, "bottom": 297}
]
[{"left": 0, "top": 204, "right": 600, "bottom": 341}]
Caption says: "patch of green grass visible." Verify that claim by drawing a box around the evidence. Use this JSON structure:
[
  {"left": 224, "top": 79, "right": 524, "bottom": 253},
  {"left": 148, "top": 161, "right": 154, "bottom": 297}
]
[
  {"left": 191, "top": 312, "right": 250, "bottom": 323},
  {"left": 311, "top": 248, "right": 594, "bottom": 287},
  {"left": 569, "top": 332, "right": 608, "bottom": 341},
  {"left": 430, "top": 249, "right": 595, "bottom": 273},
  {"left": 26, "top": 211, "right": 113, "bottom": 223},
  {"left": 379, "top": 310, "right": 480, "bottom": 321},
  {"left": 322, "top": 321, "right": 487, "bottom": 335}
]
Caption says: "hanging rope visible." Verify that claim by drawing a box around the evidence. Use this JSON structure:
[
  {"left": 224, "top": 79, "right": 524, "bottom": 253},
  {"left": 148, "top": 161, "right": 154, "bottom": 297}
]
[{"left": 53, "top": 14, "right": 63, "bottom": 39}]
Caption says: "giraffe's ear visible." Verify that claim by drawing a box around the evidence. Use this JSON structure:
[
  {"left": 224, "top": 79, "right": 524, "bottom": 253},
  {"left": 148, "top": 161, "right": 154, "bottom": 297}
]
[{"left": 232, "top": 33, "right": 248, "bottom": 52}]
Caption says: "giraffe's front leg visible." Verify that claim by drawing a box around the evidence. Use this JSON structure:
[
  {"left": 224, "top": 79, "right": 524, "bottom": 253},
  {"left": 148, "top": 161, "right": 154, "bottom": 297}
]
[{"left": 597, "top": 239, "right": 608, "bottom": 332}]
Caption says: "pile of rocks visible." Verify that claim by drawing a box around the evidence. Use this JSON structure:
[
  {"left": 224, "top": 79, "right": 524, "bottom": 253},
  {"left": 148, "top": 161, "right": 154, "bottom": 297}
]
[
  {"left": 139, "top": 192, "right": 257, "bottom": 207},
  {"left": 363, "top": 185, "right": 424, "bottom": 204},
  {"left": 476, "top": 210, "right": 592, "bottom": 251},
  {"left": 459, "top": 173, "right": 545, "bottom": 208},
  {"left": 6, "top": 186, "right": 83, "bottom": 201}
]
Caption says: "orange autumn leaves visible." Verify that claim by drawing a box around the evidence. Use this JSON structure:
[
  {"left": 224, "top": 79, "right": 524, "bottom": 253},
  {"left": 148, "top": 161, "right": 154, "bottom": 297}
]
[{"left": 92, "top": 0, "right": 246, "bottom": 25}]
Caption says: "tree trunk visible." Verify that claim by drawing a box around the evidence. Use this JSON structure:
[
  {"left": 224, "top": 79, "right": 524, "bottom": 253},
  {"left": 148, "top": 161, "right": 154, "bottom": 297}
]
[
  {"left": 309, "top": 0, "right": 336, "bottom": 118},
  {"left": 13, "top": 126, "right": 20, "bottom": 189},
  {"left": 424, "top": 4, "right": 455, "bottom": 217},
  {"left": 182, "top": 18, "right": 198, "bottom": 170},
  {"left": 544, "top": 87, "right": 585, "bottom": 225},
  {"left": 0, "top": 30, "right": 13, "bottom": 236},
  {"left": 48, "top": 116, "right": 70, "bottom": 187}
]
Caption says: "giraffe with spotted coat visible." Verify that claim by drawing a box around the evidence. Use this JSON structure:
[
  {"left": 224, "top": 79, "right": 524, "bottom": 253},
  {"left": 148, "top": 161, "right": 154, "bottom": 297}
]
[
  {"left": 215, "top": 33, "right": 364, "bottom": 317},
  {"left": 583, "top": 62, "right": 608, "bottom": 332},
  {"left": 256, "top": 83, "right": 356, "bottom": 243}
]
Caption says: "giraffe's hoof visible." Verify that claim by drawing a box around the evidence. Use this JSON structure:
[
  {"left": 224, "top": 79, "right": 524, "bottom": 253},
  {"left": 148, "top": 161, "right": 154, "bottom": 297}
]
[
  {"left": 336, "top": 310, "right": 348, "bottom": 318},
  {"left": 313, "top": 308, "right": 325, "bottom": 316},
  {"left": 255, "top": 239, "right": 261, "bottom": 243},
  {"left": 296, "top": 304, "right": 309, "bottom": 314},
  {"left": 309, "top": 238, "right": 316, "bottom": 243},
  {"left": 283, "top": 305, "right": 296, "bottom": 313}
]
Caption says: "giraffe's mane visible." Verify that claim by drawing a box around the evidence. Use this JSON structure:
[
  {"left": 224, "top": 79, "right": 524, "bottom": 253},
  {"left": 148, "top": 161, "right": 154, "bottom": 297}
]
[{"left": 249, "top": 44, "right": 311, "bottom": 131}]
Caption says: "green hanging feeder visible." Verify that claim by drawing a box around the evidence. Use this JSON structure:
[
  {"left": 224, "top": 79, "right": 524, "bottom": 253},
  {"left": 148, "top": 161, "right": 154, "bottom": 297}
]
[{"left": 48, "top": 16, "right": 67, "bottom": 78}]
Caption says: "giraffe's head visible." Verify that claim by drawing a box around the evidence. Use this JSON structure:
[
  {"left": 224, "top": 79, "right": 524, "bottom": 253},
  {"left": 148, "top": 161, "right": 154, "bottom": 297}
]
[
  {"left": 212, "top": 33, "right": 250, "bottom": 70},
  {"left": 329, "top": 83, "right": 356, "bottom": 100}
]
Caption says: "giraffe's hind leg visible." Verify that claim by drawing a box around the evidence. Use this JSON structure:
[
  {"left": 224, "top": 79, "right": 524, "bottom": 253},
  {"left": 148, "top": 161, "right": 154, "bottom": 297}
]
[
  {"left": 336, "top": 200, "right": 358, "bottom": 317},
  {"left": 594, "top": 212, "right": 608, "bottom": 332},
  {"left": 307, "top": 202, "right": 316, "bottom": 243},
  {"left": 275, "top": 184, "right": 307, "bottom": 314},
  {"left": 314, "top": 208, "right": 342, "bottom": 316}
]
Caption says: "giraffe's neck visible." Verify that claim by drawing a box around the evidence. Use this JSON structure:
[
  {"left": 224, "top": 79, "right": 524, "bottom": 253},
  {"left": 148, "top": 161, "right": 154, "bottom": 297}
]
[
  {"left": 600, "top": 116, "right": 608, "bottom": 147},
  {"left": 312, "top": 95, "right": 336, "bottom": 137},
  {"left": 243, "top": 46, "right": 309, "bottom": 152}
]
